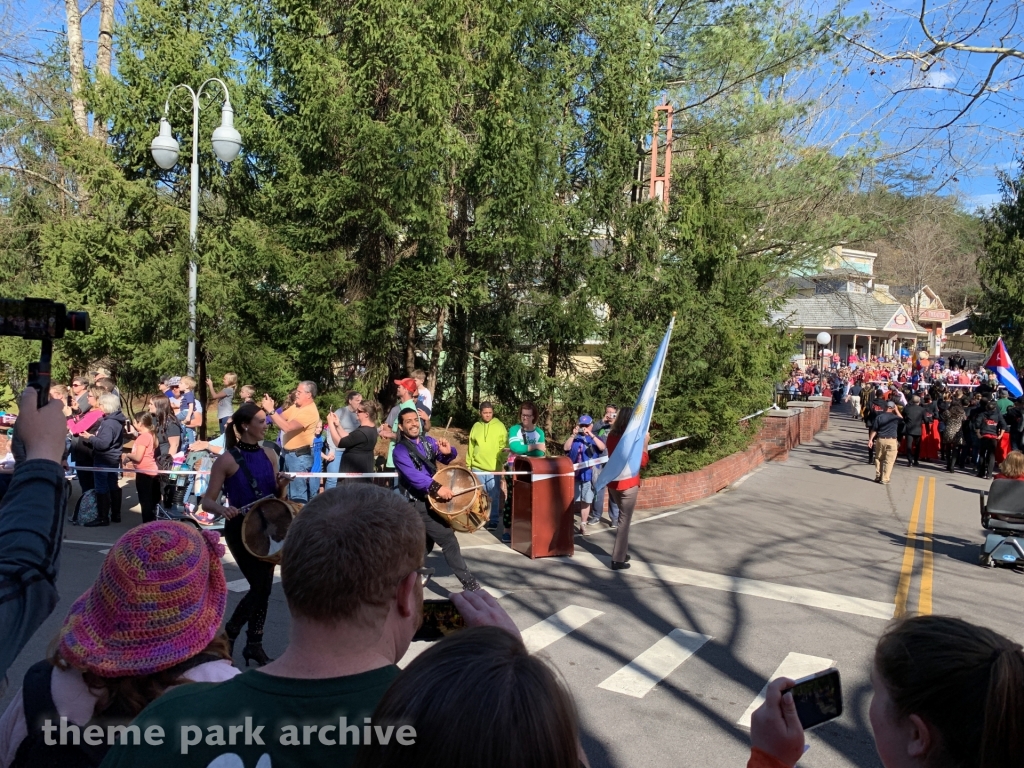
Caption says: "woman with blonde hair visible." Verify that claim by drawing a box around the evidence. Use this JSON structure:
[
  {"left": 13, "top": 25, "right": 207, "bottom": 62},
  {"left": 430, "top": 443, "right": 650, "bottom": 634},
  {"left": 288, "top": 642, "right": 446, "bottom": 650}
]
[{"left": 995, "top": 450, "right": 1024, "bottom": 480}]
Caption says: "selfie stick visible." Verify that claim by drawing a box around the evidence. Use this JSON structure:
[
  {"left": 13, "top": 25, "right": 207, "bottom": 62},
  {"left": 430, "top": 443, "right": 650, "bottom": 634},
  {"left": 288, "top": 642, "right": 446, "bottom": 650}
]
[{"left": 27, "top": 338, "right": 52, "bottom": 409}]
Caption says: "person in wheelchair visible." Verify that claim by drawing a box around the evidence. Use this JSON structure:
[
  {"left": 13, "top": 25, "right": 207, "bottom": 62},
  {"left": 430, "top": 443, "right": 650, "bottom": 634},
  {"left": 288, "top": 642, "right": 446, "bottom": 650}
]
[{"left": 978, "top": 450, "right": 1024, "bottom": 567}]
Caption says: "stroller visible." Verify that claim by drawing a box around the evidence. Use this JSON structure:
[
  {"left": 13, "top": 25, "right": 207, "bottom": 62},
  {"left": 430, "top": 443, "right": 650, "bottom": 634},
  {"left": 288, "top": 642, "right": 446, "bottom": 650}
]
[
  {"left": 156, "top": 450, "right": 224, "bottom": 533},
  {"left": 978, "top": 479, "right": 1024, "bottom": 568}
]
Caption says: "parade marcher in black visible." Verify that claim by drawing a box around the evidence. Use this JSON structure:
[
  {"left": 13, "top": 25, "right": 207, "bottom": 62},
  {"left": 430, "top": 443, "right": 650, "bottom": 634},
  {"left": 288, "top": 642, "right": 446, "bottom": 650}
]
[
  {"left": 941, "top": 402, "right": 967, "bottom": 473},
  {"left": 974, "top": 399, "right": 1008, "bottom": 480},
  {"left": 902, "top": 395, "right": 926, "bottom": 468},
  {"left": 392, "top": 408, "right": 481, "bottom": 592},
  {"left": 1007, "top": 398, "right": 1024, "bottom": 453},
  {"left": 869, "top": 400, "right": 902, "bottom": 484},
  {"left": 864, "top": 388, "right": 888, "bottom": 464}
]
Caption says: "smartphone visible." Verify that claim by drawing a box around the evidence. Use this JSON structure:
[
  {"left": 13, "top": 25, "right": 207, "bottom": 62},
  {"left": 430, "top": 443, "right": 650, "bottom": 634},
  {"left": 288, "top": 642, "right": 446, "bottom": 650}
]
[
  {"left": 786, "top": 668, "right": 843, "bottom": 729},
  {"left": 412, "top": 599, "right": 466, "bottom": 642}
]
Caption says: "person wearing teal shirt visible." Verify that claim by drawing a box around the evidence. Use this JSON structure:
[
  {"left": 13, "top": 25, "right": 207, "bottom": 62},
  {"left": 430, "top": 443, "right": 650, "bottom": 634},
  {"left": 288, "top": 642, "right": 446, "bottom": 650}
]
[{"left": 502, "top": 402, "right": 545, "bottom": 541}]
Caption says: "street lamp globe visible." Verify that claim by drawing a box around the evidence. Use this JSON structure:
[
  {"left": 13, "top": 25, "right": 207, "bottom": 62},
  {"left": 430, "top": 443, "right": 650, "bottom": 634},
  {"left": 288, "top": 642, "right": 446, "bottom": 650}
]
[
  {"left": 150, "top": 117, "right": 180, "bottom": 170},
  {"left": 211, "top": 104, "right": 242, "bottom": 163},
  {"left": 816, "top": 331, "right": 832, "bottom": 347}
]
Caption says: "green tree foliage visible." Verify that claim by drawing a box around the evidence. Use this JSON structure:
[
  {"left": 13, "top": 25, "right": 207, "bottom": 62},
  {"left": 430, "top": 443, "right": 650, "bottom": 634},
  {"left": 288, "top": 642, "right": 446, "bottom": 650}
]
[
  {"left": 1, "top": 0, "right": 885, "bottom": 475},
  {"left": 977, "top": 160, "right": 1024, "bottom": 357}
]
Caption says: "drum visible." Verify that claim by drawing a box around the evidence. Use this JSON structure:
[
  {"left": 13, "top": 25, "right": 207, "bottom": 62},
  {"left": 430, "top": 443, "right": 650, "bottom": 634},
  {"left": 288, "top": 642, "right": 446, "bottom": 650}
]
[
  {"left": 241, "top": 497, "right": 302, "bottom": 564},
  {"left": 428, "top": 466, "right": 488, "bottom": 533}
]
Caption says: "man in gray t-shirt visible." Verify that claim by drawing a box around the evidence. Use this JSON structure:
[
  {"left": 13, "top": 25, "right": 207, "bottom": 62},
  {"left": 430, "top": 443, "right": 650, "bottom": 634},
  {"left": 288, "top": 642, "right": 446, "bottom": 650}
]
[{"left": 324, "top": 390, "right": 362, "bottom": 489}]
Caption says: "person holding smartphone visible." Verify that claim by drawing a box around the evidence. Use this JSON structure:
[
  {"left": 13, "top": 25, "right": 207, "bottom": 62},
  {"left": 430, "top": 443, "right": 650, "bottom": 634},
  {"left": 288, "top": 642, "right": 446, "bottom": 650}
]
[{"left": 748, "top": 615, "right": 1024, "bottom": 768}]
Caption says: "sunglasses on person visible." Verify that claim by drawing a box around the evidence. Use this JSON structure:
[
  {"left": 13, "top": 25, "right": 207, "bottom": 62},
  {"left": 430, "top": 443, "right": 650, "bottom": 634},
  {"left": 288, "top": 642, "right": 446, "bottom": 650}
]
[{"left": 417, "top": 566, "right": 434, "bottom": 587}]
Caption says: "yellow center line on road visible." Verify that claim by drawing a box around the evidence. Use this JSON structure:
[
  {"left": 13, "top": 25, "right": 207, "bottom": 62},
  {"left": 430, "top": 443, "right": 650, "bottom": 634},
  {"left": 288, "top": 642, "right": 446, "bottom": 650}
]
[
  {"left": 894, "top": 476, "right": 924, "bottom": 618},
  {"left": 919, "top": 477, "right": 936, "bottom": 615}
]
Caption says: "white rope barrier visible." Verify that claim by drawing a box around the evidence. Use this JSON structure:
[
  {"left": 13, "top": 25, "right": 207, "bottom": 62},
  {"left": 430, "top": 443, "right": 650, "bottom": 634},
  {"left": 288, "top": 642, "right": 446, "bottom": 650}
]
[{"left": 60, "top": 405, "right": 776, "bottom": 480}]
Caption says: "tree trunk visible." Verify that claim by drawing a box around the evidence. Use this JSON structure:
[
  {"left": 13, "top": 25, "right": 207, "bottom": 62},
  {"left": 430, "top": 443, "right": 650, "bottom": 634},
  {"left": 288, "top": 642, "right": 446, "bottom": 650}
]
[
  {"left": 426, "top": 306, "right": 446, "bottom": 396},
  {"left": 405, "top": 306, "right": 418, "bottom": 374},
  {"left": 471, "top": 333, "right": 481, "bottom": 410},
  {"left": 449, "top": 305, "right": 469, "bottom": 414},
  {"left": 64, "top": 0, "right": 89, "bottom": 135},
  {"left": 92, "top": 0, "right": 115, "bottom": 142},
  {"left": 197, "top": 344, "right": 208, "bottom": 441}
]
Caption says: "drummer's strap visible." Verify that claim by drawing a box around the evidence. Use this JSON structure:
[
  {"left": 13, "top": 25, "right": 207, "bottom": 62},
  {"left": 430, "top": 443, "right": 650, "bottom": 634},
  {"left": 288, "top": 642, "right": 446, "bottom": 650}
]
[
  {"left": 398, "top": 437, "right": 438, "bottom": 476},
  {"left": 229, "top": 448, "right": 262, "bottom": 500}
]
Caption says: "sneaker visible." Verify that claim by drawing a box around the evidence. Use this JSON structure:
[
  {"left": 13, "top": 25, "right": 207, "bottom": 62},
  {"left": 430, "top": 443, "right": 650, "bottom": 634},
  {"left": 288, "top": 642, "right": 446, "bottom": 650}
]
[
  {"left": 501, "top": 532, "right": 511, "bottom": 544},
  {"left": 484, "top": 521, "right": 498, "bottom": 531},
  {"left": 609, "top": 524, "right": 618, "bottom": 530}
]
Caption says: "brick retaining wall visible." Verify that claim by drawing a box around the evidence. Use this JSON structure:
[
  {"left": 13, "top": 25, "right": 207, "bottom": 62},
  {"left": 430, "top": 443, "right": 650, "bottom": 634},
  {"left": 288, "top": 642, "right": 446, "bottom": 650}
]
[{"left": 634, "top": 405, "right": 829, "bottom": 511}]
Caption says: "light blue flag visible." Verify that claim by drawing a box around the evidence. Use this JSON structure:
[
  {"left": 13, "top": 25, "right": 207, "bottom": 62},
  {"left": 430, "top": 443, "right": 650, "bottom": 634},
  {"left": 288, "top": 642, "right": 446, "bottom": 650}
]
[{"left": 594, "top": 316, "right": 675, "bottom": 494}]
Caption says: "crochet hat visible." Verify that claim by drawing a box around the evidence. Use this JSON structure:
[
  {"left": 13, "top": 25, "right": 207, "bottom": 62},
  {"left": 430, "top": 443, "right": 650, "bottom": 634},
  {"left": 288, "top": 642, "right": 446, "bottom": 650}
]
[{"left": 59, "top": 521, "right": 227, "bottom": 677}]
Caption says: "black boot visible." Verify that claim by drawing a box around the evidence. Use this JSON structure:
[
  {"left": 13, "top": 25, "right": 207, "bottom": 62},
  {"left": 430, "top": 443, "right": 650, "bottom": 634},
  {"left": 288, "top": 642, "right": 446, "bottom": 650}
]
[
  {"left": 242, "top": 643, "right": 272, "bottom": 667},
  {"left": 85, "top": 493, "right": 111, "bottom": 527},
  {"left": 225, "top": 622, "right": 243, "bottom": 656}
]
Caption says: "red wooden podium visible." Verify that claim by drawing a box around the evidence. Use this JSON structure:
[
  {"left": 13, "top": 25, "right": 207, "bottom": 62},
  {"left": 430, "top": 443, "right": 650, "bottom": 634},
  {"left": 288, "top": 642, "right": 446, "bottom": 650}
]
[{"left": 510, "top": 456, "right": 575, "bottom": 558}]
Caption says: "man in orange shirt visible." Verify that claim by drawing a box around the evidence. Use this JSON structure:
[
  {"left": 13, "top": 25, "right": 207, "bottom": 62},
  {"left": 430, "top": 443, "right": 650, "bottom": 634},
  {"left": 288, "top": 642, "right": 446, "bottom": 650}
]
[{"left": 263, "top": 381, "right": 320, "bottom": 503}]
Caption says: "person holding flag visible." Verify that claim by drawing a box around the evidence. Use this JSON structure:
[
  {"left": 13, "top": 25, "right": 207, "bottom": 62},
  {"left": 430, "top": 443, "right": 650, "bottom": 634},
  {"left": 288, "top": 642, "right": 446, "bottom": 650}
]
[
  {"left": 983, "top": 338, "right": 1024, "bottom": 399},
  {"left": 594, "top": 316, "right": 674, "bottom": 570},
  {"left": 603, "top": 408, "right": 649, "bottom": 568}
]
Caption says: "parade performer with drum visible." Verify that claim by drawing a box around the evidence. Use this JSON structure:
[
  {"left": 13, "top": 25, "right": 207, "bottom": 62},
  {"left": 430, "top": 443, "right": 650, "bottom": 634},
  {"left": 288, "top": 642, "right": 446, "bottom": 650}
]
[
  {"left": 392, "top": 407, "right": 481, "bottom": 592},
  {"left": 202, "top": 402, "right": 293, "bottom": 667}
]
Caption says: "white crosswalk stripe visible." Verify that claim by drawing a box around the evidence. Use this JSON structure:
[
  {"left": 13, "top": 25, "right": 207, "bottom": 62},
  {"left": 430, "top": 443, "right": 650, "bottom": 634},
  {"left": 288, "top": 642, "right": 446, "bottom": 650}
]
[
  {"left": 227, "top": 566, "right": 281, "bottom": 592},
  {"left": 521, "top": 605, "right": 604, "bottom": 654},
  {"left": 736, "top": 652, "right": 834, "bottom": 728},
  {"left": 598, "top": 629, "right": 713, "bottom": 698}
]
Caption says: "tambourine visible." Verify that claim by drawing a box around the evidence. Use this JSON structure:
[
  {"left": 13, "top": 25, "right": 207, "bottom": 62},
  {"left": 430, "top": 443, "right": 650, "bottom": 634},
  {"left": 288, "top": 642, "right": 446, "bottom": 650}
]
[{"left": 240, "top": 496, "right": 303, "bottom": 563}]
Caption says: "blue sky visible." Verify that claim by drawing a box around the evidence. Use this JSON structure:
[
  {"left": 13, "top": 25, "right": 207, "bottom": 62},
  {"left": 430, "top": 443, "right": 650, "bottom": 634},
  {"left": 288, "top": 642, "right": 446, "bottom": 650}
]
[
  {"left": 802, "top": 0, "right": 1023, "bottom": 209},
  {"left": 10, "top": 0, "right": 1023, "bottom": 211}
]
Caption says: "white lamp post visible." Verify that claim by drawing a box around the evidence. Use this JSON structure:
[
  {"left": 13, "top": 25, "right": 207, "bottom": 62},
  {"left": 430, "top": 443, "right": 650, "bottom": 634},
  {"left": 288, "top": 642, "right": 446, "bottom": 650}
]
[
  {"left": 816, "top": 332, "right": 832, "bottom": 392},
  {"left": 150, "top": 78, "right": 241, "bottom": 376}
]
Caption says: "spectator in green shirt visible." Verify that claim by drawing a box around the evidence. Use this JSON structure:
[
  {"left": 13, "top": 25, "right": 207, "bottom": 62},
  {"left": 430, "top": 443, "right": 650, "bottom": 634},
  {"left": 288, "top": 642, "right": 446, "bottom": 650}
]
[
  {"left": 996, "top": 387, "right": 1014, "bottom": 415},
  {"left": 502, "top": 402, "right": 545, "bottom": 541}
]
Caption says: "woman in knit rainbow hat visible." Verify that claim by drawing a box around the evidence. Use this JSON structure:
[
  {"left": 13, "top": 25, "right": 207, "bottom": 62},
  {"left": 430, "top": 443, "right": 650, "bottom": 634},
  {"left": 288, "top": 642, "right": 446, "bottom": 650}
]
[{"left": 0, "top": 521, "right": 239, "bottom": 766}]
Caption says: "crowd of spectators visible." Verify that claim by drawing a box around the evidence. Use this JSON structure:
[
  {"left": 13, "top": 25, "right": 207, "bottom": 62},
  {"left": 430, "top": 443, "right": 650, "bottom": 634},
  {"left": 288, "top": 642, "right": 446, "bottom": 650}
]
[{"left": 1, "top": 366, "right": 1022, "bottom": 768}]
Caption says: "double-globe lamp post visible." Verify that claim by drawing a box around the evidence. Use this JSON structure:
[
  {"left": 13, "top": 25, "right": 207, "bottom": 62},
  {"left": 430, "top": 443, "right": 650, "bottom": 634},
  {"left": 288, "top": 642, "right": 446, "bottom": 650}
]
[
  {"left": 816, "top": 331, "right": 832, "bottom": 394},
  {"left": 150, "top": 78, "right": 242, "bottom": 376}
]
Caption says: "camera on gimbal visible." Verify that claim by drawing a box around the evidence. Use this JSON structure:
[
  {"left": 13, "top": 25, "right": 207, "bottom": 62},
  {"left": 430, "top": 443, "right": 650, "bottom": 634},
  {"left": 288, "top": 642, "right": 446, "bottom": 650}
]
[{"left": 0, "top": 298, "right": 90, "bottom": 407}]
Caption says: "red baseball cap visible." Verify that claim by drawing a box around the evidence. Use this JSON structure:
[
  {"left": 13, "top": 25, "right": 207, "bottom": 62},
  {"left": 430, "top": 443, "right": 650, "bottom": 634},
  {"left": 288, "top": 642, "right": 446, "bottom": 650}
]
[{"left": 394, "top": 378, "right": 418, "bottom": 395}]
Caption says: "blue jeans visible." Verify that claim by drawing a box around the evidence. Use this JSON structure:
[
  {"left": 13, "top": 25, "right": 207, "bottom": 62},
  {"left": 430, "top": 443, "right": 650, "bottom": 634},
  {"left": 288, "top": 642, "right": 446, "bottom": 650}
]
[
  {"left": 473, "top": 471, "right": 502, "bottom": 524},
  {"left": 91, "top": 465, "right": 116, "bottom": 495},
  {"left": 283, "top": 450, "right": 314, "bottom": 503},
  {"left": 592, "top": 466, "right": 620, "bottom": 525},
  {"left": 323, "top": 451, "right": 343, "bottom": 490}
]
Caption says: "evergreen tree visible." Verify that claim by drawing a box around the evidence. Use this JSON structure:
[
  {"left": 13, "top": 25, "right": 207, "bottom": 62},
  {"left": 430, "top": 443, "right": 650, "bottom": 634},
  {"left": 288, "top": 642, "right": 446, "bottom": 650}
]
[{"left": 977, "top": 160, "right": 1024, "bottom": 357}]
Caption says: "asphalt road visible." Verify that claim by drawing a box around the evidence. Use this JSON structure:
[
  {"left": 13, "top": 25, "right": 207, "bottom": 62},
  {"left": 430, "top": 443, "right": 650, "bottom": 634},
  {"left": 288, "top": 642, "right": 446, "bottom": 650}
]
[{"left": 4, "top": 407, "right": 1022, "bottom": 768}]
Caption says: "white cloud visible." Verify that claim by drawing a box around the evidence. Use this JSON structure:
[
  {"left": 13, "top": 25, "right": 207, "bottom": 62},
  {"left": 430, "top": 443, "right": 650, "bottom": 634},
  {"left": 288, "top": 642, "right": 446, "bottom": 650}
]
[
  {"left": 921, "top": 70, "right": 955, "bottom": 88},
  {"left": 967, "top": 193, "right": 1002, "bottom": 210}
]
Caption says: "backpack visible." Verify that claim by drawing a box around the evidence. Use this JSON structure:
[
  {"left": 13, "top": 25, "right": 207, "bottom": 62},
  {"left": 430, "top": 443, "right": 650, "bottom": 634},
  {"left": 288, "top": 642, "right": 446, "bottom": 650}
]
[
  {"left": 71, "top": 490, "right": 98, "bottom": 526},
  {"left": 10, "top": 661, "right": 107, "bottom": 768}
]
